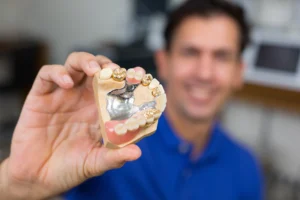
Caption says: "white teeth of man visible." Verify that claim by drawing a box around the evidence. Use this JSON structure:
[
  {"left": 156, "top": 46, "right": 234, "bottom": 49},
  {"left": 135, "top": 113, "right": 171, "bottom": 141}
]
[
  {"left": 135, "top": 71, "right": 144, "bottom": 81},
  {"left": 114, "top": 124, "right": 127, "bottom": 135},
  {"left": 127, "top": 68, "right": 135, "bottom": 79},
  {"left": 149, "top": 78, "right": 160, "bottom": 89},
  {"left": 100, "top": 68, "right": 113, "bottom": 80},
  {"left": 190, "top": 87, "right": 210, "bottom": 98},
  {"left": 191, "top": 89, "right": 209, "bottom": 99}
]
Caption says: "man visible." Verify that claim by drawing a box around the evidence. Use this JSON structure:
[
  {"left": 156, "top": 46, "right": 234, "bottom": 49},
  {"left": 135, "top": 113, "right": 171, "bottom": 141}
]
[{"left": 0, "top": 0, "right": 264, "bottom": 199}]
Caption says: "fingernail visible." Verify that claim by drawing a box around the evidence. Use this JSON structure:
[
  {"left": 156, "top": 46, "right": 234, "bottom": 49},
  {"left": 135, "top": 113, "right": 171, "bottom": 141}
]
[
  {"left": 63, "top": 75, "right": 73, "bottom": 84},
  {"left": 89, "top": 61, "right": 100, "bottom": 69}
]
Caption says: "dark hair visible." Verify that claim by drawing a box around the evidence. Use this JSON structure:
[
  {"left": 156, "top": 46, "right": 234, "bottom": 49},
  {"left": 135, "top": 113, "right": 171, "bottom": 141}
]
[{"left": 164, "top": 0, "right": 250, "bottom": 54}]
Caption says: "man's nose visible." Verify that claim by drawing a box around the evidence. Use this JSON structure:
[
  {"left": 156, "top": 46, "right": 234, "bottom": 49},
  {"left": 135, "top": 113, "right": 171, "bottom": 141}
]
[{"left": 194, "top": 54, "right": 214, "bottom": 81}]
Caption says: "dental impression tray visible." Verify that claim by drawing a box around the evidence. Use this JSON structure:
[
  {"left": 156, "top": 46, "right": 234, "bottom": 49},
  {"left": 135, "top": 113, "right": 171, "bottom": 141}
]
[{"left": 93, "top": 67, "right": 167, "bottom": 148}]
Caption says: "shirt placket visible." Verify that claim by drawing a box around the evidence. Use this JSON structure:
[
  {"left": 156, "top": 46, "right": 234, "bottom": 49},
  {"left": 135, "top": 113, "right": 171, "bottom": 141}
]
[{"left": 173, "top": 142, "right": 195, "bottom": 200}]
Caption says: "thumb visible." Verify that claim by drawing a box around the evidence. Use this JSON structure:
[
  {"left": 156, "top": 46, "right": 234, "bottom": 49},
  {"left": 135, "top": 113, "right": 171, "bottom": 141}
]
[{"left": 83, "top": 144, "right": 142, "bottom": 178}]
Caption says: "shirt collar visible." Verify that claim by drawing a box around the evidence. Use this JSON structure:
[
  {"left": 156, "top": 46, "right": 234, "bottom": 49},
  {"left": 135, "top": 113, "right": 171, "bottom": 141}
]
[{"left": 157, "top": 112, "right": 224, "bottom": 163}]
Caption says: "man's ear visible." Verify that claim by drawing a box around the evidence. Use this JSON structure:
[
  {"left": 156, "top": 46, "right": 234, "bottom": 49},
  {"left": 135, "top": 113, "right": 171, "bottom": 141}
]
[
  {"left": 233, "top": 61, "right": 245, "bottom": 90},
  {"left": 154, "top": 49, "right": 169, "bottom": 82}
]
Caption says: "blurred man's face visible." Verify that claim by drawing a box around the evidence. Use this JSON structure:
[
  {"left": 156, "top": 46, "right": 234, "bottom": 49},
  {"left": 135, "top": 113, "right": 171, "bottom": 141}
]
[{"left": 157, "top": 15, "right": 244, "bottom": 122}]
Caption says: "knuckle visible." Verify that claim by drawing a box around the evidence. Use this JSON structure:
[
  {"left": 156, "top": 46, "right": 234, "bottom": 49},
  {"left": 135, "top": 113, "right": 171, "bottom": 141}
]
[
  {"left": 76, "top": 51, "right": 94, "bottom": 59},
  {"left": 39, "top": 64, "right": 51, "bottom": 73},
  {"left": 95, "top": 55, "right": 109, "bottom": 60},
  {"left": 95, "top": 55, "right": 112, "bottom": 64},
  {"left": 40, "top": 64, "right": 50, "bottom": 69},
  {"left": 66, "top": 52, "right": 80, "bottom": 61},
  {"left": 39, "top": 65, "right": 65, "bottom": 76},
  {"left": 66, "top": 52, "right": 95, "bottom": 66}
]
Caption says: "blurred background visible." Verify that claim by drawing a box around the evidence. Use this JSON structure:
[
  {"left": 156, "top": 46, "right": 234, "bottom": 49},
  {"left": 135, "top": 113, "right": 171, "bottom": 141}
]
[{"left": 1, "top": 0, "right": 300, "bottom": 199}]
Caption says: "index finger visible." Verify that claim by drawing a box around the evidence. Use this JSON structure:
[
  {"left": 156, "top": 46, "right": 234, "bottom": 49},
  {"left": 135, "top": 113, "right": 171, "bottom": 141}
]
[
  {"left": 64, "top": 52, "right": 102, "bottom": 84},
  {"left": 95, "top": 55, "right": 112, "bottom": 66}
]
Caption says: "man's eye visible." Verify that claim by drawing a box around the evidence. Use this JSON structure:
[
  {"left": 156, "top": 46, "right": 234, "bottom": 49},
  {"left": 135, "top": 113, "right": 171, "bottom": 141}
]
[
  {"left": 215, "top": 52, "right": 233, "bottom": 61},
  {"left": 182, "top": 49, "right": 198, "bottom": 56}
]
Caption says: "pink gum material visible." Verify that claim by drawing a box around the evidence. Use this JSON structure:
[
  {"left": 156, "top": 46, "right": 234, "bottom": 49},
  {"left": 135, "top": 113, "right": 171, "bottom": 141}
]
[{"left": 105, "top": 120, "right": 141, "bottom": 145}]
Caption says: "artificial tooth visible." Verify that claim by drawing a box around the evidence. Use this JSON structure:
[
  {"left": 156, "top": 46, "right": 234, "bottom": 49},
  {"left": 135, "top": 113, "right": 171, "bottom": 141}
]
[
  {"left": 149, "top": 78, "right": 160, "bottom": 89},
  {"left": 112, "top": 68, "right": 126, "bottom": 81},
  {"left": 152, "top": 110, "right": 161, "bottom": 119},
  {"left": 134, "top": 71, "right": 144, "bottom": 81},
  {"left": 137, "top": 118, "right": 147, "bottom": 127},
  {"left": 126, "top": 121, "right": 139, "bottom": 131},
  {"left": 152, "top": 84, "right": 165, "bottom": 97},
  {"left": 152, "top": 87, "right": 161, "bottom": 97},
  {"left": 145, "top": 109, "right": 161, "bottom": 119},
  {"left": 144, "top": 109, "right": 157, "bottom": 124},
  {"left": 125, "top": 117, "right": 137, "bottom": 124},
  {"left": 125, "top": 118, "right": 139, "bottom": 131},
  {"left": 114, "top": 124, "right": 127, "bottom": 135},
  {"left": 127, "top": 68, "right": 135, "bottom": 79},
  {"left": 146, "top": 117, "right": 154, "bottom": 124},
  {"left": 141, "top": 74, "right": 153, "bottom": 86},
  {"left": 100, "top": 68, "right": 113, "bottom": 80},
  {"left": 144, "top": 110, "right": 153, "bottom": 118}
]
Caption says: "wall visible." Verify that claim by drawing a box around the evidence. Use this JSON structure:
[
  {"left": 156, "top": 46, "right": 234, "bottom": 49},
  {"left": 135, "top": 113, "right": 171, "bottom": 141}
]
[
  {"left": 2, "top": 0, "right": 134, "bottom": 64},
  {"left": 0, "top": 0, "right": 25, "bottom": 38},
  {"left": 222, "top": 99, "right": 300, "bottom": 183}
]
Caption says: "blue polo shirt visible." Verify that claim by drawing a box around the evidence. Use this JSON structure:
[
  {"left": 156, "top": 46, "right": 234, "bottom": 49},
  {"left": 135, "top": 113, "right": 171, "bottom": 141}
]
[{"left": 64, "top": 113, "right": 264, "bottom": 200}]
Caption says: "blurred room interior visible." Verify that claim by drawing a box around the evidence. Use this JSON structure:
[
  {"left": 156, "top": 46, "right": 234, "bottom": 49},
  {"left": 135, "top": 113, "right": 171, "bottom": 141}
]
[{"left": 1, "top": 0, "right": 300, "bottom": 199}]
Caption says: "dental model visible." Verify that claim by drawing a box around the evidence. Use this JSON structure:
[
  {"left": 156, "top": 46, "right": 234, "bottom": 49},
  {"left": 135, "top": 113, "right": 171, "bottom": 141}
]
[{"left": 93, "top": 66, "right": 167, "bottom": 148}]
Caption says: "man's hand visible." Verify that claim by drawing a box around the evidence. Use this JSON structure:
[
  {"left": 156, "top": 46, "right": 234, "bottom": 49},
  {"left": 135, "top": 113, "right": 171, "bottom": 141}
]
[{"left": 0, "top": 52, "right": 141, "bottom": 200}]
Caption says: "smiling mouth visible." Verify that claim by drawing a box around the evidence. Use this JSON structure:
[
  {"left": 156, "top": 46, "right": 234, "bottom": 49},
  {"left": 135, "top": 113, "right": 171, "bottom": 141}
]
[{"left": 185, "top": 85, "right": 214, "bottom": 103}]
